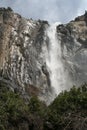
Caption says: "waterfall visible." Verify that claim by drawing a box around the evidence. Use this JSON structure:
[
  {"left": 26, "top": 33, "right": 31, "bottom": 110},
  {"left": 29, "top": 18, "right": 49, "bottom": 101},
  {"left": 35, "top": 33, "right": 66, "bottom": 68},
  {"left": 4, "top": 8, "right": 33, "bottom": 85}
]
[{"left": 46, "top": 23, "right": 70, "bottom": 96}]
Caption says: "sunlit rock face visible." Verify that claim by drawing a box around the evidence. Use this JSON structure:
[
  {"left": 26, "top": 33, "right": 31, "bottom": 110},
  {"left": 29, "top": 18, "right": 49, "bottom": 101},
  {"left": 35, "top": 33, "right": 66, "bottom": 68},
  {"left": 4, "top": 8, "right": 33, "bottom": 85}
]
[
  {"left": 0, "top": 8, "right": 51, "bottom": 102},
  {"left": 0, "top": 8, "right": 87, "bottom": 103}
]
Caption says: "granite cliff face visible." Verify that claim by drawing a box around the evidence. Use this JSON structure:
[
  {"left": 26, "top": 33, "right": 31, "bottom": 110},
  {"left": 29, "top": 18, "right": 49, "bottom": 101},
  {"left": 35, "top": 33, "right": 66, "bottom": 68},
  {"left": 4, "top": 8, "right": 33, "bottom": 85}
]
[
  {"left": 57, "top": 12, "right": 87, "bottom": 86},
  {"left": 0, "top": 8, "right": 87, "bottom": 103},
  {"left": 0, "top": 7, "right": 50, "bottom": 102}
]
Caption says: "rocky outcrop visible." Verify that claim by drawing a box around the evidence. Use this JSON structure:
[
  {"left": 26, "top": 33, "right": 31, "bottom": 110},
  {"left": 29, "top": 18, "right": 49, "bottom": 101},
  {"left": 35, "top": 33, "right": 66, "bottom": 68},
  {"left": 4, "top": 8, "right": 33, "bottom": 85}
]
[
  {"left": 0, "top": 7, "right": 50, "bottom": 102},
  {"left": 57, "top": 12, "right": 87, "bottom": 86}
]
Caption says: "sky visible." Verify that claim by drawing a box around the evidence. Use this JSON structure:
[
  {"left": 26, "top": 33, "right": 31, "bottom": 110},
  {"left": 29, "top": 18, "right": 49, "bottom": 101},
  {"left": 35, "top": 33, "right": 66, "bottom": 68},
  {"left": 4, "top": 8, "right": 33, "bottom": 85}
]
[{"left": 0, "top": 0, "right": 87, "bottom": 23}]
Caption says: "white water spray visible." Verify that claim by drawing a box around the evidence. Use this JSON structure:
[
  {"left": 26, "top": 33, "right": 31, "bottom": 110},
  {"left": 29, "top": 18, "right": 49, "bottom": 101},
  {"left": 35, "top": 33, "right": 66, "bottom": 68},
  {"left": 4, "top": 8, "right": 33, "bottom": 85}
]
[{"left": 46, "top": 23, "right": 69, "bottom": 96}]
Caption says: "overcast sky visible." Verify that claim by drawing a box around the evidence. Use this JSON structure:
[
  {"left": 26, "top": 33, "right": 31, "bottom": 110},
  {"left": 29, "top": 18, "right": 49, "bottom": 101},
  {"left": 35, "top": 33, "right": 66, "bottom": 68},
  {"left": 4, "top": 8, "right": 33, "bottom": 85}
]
[{"left": 0, "top": 0, "right": 87, "bottom": 23}]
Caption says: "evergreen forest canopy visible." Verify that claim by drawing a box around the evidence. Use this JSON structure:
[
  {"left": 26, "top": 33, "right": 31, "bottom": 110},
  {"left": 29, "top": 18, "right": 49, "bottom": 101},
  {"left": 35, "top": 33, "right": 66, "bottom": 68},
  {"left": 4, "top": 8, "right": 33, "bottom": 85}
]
[{"left": 0, "top": 81, "right": 87, "bottom": 130}]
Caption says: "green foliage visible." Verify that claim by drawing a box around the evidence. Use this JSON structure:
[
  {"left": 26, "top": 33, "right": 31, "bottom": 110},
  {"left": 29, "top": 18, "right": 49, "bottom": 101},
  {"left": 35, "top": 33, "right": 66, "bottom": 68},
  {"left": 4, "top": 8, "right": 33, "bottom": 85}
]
[
  {"left": 0, "top": 82, "right": 47, "bottom": 129},
  {"left": 50, "top": 84, "right": 87, "bottom": 112},
  {"left": 45, "top": 84, "right": 87, "bottom": 130},
  {"left": 29, "top": 96, "right": 46, "bottom": 117},
  {"left": 0, "top": 81, "right": 87, "bottom": 130},
  {"left": 0, "top": 82, "right": 28, "bottom": 129}
]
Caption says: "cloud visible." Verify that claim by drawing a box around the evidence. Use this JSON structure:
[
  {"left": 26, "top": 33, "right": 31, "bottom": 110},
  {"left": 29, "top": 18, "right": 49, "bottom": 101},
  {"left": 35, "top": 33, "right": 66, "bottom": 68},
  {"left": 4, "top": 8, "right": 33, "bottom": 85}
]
[{"left": 0, "top": 0, "right": 87, "bottom": 23}]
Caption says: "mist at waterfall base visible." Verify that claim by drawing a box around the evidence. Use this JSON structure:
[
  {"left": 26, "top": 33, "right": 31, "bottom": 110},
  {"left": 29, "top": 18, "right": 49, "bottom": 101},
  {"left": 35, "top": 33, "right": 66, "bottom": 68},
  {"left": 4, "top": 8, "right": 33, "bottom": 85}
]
[{"left": 44, "top": 23, "right": 72, "bottom": 99}]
